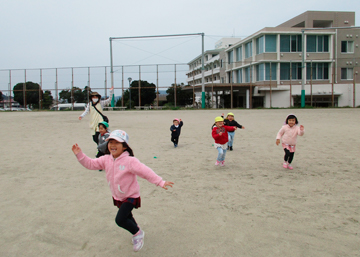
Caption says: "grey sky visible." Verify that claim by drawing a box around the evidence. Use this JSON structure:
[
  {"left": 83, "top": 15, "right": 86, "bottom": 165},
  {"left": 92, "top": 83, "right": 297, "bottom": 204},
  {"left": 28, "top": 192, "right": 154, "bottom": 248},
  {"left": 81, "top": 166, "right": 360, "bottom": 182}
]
[
  {"left": 0, "top": 0, "right": 359, "bottom": 99},
  {"left": 1, "top": 0, "right": 359, "bottom": 70}
]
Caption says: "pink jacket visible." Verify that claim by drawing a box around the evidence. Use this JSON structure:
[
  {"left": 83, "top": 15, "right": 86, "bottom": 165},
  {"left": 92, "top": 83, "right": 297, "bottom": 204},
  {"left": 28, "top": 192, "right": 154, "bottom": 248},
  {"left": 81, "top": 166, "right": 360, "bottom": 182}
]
[
  {"left": 76, "top": 151, "right": 165, "bottom": 201},
  {"left": 276, "top": 125, "right": 304, "bottom": 146}
]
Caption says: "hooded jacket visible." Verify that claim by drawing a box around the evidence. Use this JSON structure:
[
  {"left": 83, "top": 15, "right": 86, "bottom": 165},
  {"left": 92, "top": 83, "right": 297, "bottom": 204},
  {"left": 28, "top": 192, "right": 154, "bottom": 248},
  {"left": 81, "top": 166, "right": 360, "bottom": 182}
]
[
  {"left": 76, "top": 151, "right": 165, "bottom": 201},
  {"left": 212, "top": 125, "right": 235, "bottom": 145}
]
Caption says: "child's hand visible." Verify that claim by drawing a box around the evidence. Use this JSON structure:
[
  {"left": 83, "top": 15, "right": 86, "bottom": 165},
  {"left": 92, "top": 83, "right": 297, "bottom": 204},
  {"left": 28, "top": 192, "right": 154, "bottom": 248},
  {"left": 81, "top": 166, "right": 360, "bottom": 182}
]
[
  {"left": 78, "top": 116, "right": 82, "bottom": 120},
  {"left": 234, "top": 127, "right": 237, "bottom": 130},
  {"left": 221, "top": 113, "right": 224, "bottom": 116},
  {"left": 110, "top": 86, "right": 114, "bottom": 90},
  {"left": 276, "top": 139, "right": 280, "bottom": 146},
  {"left": 219, "top": 132, "right": 223, "bottom": 136},
  {"left": 242, "top": 126, "right": 245, "bottom": 129},
  {"left": 173, "top": 129, "right": 176, "bottom": 131},
  {"left": 72, "top": 143, "right": 82, "bottom": 155},
  {"left": 163, "top": 181, "right": 174, "bottom": 190},
  {"left": 300, "top": 125, "right": 304, "bottom": 131}
]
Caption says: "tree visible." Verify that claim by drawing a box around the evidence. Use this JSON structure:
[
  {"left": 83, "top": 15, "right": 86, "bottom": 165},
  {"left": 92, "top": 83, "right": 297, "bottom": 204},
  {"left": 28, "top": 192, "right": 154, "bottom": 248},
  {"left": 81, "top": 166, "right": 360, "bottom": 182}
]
[
  {"left": 122, "top": 80, "right": 156, "bottom": 108},
  {"left": 42, "top": 90, "right": 54, "bottom": 109},
  {"left": 0, "top": 91, "right": 3, "bottom": 102},
  {"left": 59, "top": 86, "right": 89, "bottom": 103},
  {"left": 13, "top": 82, "right": 42, "bottom": 108},
  {"left": 166, "top": 83, "right": 193, "bottom": 106}
]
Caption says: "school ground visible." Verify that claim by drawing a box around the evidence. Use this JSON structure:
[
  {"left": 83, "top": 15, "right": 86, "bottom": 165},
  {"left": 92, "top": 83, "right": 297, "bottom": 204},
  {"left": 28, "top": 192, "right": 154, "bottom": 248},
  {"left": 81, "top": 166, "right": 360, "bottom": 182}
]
[{"left": 1, "top": 108, "right": 359, "bottom": 257}]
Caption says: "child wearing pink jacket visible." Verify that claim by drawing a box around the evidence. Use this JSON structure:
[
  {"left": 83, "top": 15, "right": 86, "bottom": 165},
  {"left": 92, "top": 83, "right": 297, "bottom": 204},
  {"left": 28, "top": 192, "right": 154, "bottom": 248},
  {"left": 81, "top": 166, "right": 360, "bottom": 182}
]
[
  {"left": 276, "top": 114, "right": 305, "bottom": 170},
  {"left": 72, "top": 130, "right": 174, "bottom": 252}
]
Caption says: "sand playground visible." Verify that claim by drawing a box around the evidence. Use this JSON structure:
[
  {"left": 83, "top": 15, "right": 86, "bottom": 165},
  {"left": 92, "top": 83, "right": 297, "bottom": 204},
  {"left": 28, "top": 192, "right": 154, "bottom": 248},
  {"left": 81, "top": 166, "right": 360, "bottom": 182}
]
[{"left": 0, "top": 108, "right": 359, "bottom": 256}]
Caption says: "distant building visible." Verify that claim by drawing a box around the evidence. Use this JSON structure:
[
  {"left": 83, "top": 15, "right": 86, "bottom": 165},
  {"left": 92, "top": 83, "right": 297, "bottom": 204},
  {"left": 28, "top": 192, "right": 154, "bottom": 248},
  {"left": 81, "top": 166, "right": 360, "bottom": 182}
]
[{"left": 185, "top": 11, "right": 360, "bottom": 108}]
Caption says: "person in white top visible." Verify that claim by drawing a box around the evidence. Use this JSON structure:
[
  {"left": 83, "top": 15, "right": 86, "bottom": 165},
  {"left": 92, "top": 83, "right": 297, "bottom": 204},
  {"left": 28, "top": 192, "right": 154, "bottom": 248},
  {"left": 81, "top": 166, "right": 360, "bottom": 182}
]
[{"left": 79, "top": 87, "right": 114, "bottom": 144}]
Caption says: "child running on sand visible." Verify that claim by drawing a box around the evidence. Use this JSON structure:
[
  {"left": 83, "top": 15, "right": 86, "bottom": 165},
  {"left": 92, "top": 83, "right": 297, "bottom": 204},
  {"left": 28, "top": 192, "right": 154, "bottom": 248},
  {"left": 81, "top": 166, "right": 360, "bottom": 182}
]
[
  {"left": 212, "top": 116, "right": 237, "bottom": 166},
  {"left": 170, "top": 118, "right": 183, "bottom": 148},
  {"left": 72, "top": 130, "right": 174, "bottom": 252},
  {"left": 276, "top": 114, "right": 305, "bottom": 170},
  {"left": 223, "top": 112, "right": 245, "bottom": 151},
  {"left": 96, "top": 121, "right": 110, "bottom": 158}
]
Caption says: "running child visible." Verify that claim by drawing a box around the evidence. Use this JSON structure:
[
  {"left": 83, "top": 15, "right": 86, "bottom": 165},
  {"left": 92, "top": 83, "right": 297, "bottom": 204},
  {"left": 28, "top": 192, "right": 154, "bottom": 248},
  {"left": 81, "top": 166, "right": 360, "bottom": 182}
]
[
  {"left": 276, "top": 114, "right": 305, "bottom": 170},
  {"left": 170, "top": 118, "right": 183, "bottom": 148},
  {"left": 223, "top": 112, "right": 245, "bottom": 151},
  {"left": 72, "top": 130, "right": 174, "bottom": 252},
  {"left": 96, "top": 121, "right": 110, "bottom": 158},
  {"left": 212, "top": 116, "right": 237, "bottom": 166}
]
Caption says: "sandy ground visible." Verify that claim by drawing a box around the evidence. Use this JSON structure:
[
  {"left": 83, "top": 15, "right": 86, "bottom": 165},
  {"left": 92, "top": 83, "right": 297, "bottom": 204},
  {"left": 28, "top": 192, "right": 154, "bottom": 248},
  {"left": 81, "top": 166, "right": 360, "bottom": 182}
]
[{"left": 0, "top": 108, "right": 359, "bottom": 257}]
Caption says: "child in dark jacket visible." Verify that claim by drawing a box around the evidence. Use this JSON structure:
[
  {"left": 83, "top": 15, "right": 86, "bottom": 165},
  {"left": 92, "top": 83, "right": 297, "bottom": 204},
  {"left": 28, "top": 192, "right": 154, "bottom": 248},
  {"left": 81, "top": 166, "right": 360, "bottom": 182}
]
[
  {"left": 223, "top": 112, "right": 245, "bottom": 151},
  {"left": 170, "top": 118, "right": 183, "bottom": 148}
]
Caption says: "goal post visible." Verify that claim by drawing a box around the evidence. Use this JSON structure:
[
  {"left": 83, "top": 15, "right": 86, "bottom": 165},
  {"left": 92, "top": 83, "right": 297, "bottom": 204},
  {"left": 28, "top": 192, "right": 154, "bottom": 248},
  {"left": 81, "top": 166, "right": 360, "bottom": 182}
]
[{"left": 109, "top": 33, "right": 206, "bottom": 108}]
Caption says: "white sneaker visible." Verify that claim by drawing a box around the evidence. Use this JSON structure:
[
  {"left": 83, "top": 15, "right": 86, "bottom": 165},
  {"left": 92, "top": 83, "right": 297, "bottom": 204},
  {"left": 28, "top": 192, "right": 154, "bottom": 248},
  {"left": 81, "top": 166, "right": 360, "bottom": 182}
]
[{"left": 132, "top": 229, "right": 144, "bottom": 252}]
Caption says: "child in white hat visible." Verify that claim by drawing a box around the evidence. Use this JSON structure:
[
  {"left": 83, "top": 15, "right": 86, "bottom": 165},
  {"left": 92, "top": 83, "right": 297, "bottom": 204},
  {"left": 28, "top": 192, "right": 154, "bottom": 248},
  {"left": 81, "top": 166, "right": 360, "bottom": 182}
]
[{"left": 72, "top": 130, "right": 174, "bottom": 252}]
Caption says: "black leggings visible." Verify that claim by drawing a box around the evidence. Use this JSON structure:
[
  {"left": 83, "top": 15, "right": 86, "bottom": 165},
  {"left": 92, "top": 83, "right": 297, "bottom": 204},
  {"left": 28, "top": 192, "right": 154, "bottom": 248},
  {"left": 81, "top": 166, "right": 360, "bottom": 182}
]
[
  {"left": 92, "top": 132, "right": 100, "bottom": 145},
  {"left": 115, "top": 202, "right": 139, "bottom": 235},
  {"left": 171, "top": 136, "right": 179, "bottom": 145},
  {"left": 284, "top": 149, "right": 295, "bottom": 164}
]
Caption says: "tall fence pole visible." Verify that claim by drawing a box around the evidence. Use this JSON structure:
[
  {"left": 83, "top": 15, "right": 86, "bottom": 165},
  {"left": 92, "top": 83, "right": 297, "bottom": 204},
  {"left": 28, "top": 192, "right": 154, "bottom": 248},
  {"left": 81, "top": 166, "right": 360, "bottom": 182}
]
[
  {"left": 71, "top": 68, "right": 74, "bottom": 110},
  {"left": 8, "top": 70, "right": 11, "bottom": 110},
  {"left": 156, "top": 65, "right": 159, "bottom": 107},
  {"left": 40, "top": 69, "right": 42, "bottom": 109},
  {"left": 201, "top": 33, "right": 205, "bottom": 108},
  {"left": 138, "top": 65, "right": 141, "bottom": 107},
  {"left": 23, "top": 69, "right": 26, "bottom": 108},
  {"left": 174, "top": 64, "right": 177, "bottom": 107}
]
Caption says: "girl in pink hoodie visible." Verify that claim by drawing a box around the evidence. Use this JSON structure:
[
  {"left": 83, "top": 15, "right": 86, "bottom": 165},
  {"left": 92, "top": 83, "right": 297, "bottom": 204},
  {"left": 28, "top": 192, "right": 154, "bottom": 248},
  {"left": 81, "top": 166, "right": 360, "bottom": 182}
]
[
  {"left": 276, "top": 114, "right": 305, "bottom": 170},
  {"left": 72, "top": 130, "right": 174, "bottom": 252}
]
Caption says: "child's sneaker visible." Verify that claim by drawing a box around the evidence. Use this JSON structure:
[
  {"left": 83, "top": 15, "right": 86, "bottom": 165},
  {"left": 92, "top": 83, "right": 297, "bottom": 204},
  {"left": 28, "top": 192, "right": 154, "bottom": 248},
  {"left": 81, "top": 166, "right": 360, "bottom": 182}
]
[
  {"left": 220, "top": 161, "right": 225, "bottom": 166},
  {"left": 132, "top": 229, "right": 144, "bottom": 252},
  {"left": 282, "top": 162, "right": 288, "bottom": 168},
  {"left": 287, "top": 164, "right": 293, "bottom": 170},
  {"left": 215, "top": 160, "right": 220, "bottom": 166}
]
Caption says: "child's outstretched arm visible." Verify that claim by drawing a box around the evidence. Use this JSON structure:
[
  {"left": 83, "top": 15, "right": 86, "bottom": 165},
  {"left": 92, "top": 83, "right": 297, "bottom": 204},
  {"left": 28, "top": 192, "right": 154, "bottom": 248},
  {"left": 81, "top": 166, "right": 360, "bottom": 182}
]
[
  {"left": 298, "top": 125, "right": 305, "bottom": 136},
  {"left": 72, "top": 144, "right": 104, "bottom": 170},
  {"left": 72, "top": 143, "right": 82, "bottom": 155},
  {"left": 163, "top": 181, "right": 174, "bottom": 190}
]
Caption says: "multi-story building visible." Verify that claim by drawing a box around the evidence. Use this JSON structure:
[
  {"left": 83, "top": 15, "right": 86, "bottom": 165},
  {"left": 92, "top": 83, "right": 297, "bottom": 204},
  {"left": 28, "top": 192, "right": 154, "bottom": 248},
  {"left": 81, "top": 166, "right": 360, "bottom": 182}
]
[
  {"left": 186, "top": 11, "right": 360, "bottom": 108},
  {"left": 186, "top": 38, "right": 241, "bottom": 107}
]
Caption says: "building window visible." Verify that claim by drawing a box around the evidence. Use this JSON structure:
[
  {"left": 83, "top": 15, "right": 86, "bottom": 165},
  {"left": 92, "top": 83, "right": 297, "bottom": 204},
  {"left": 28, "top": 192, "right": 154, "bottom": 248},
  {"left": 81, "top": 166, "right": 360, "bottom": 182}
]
[
  {"left": 265, "top": 63, "right": 277, "bottom": 80},
  {"left": 280, "top": 35, "right": 302, "bottom": 52},
  {"left": 256, "top": 64, "right": 265, "bottom": 81},
  {"left": 265, "top": 35, "right": 277, "bottom": 52},
  {"left": 341, "top": 68, "right": 353, "bottom": 80},
  {"left": 256, "top": 63, "right": 277, "bottom": 81},
  {"left": 245, "top": 67, "right": 251, "bottom": 82},
  {"left": 236, "top": 46, "right": 242, "bottom": 62},
  {"left": 306, "top": 35, "right": 329, "bottom": 52},
  {"left": 245, "top": 42, "right": 252, "bottom": 58},
  {"left": 341, "top": 41, "right": 354, "bottom": 53},
  {"left": 280, "top": 63, "right": 302, "bottom": 80},
  {"left": 306, "top": 63, "right": 329, "bottom": 80},
  {"left": 228, "top": 50, "right": 233, "bottom": 64},
  {"left": 256, "top": 36, "right": 264, "bottom": 54},
  {"left": 237, "top": 69, "right": 242, "bottom": 83}
]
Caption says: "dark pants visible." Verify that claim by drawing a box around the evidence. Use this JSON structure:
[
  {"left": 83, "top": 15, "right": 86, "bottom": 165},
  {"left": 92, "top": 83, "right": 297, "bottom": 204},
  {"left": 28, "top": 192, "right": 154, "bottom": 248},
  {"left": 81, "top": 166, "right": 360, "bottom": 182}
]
[
  {"left": 115, "top": 202, "right": 139, "bottom": 235},
  {"left": 284, "top": 149, "right": 295, "bottom": 164},
  {"left": 171, "top": 136, "right": 179, "bottom": 145},
  {"left": 92, "top": 132, "right": 100, "bottom": 145}
]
